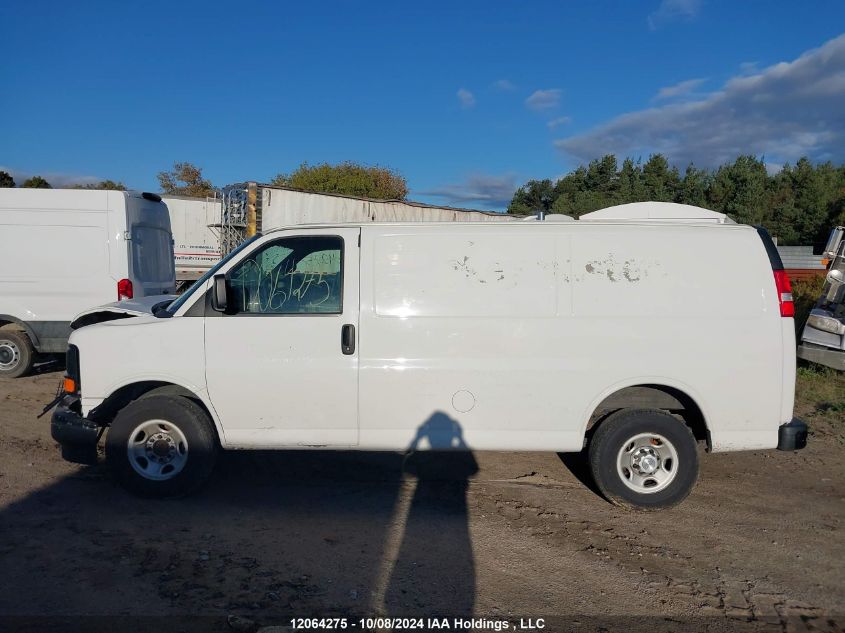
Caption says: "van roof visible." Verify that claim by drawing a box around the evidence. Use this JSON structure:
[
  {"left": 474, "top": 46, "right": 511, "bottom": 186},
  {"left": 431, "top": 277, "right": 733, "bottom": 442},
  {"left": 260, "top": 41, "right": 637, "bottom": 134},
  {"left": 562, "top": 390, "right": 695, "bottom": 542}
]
[
  {"left": 262, "top": 218, "right": 749, "bottom": 234},
  {"left": 259, "top": 202, "right": 739, "bottom": 233},
  {"left": 579, "top": 202, "right": 733, "bottom": 223},
  {"left": 0, "top": 188, "right": 161, "bottom": 205}
]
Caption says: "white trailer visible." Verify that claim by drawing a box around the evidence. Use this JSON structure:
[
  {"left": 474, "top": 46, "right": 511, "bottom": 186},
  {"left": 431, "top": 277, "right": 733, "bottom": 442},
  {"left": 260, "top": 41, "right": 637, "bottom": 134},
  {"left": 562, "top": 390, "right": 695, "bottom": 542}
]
[
  {"left": 160, "top": 195, "right": 223, "bottom": 291},
  {"left": 163, "top": 185, "right": 511, "bottom": 286},
  {"left": 217, "top": 183, "right": 512, "bottom": 256}
]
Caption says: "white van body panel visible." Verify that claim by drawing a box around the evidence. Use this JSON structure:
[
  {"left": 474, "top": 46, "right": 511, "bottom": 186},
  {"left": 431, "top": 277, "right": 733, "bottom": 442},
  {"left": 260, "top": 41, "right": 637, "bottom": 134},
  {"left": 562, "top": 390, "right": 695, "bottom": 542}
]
[
  {"left": 71, "top": 313, "right": 211, "bottom": 423},
  {"left": 68, "top": 217, "right": 795, "bottom": 455},
  {"left": 0, "top": 189, "right": 175, "bottom": 353},
  {"left": 356, "top": 223, "right": 783, "bottom": 452}
]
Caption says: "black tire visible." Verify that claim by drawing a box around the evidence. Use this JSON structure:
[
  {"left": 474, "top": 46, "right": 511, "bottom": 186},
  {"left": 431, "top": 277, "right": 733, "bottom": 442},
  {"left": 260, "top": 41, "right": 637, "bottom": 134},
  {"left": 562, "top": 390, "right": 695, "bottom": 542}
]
[
  {"left": 588, "top": 408, "right": 699, "bottom": 510},
  {"left": 0, "top": 330, "right": 35, "bottom": 379},
  {"left": 106, "top": 395, "right": 218, "bottom": 497}
]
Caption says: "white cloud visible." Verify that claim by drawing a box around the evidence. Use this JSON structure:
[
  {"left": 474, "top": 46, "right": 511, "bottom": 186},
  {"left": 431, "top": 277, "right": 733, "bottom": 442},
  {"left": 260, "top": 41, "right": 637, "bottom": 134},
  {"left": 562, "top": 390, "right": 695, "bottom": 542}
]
[
  {"left": 547, "top": 116, "right": 572, "bottom": 129},
  {"left": 421, "top": 172, "right": 518, "bottom": 210},
  {"left": 655, "top": 77, "right": 706, "bottom": 100},
  {"left": 0, "top": 165, "right": 106, "bottom": 188},
  {"left": 554, "top": 33, "right": 845, "bottom": 169},
  {"left": 525, "top": 88, "right": 562, "bottom": 111},
  {"left": 492, "top": 79, "right": 516, "bottom": 91},
  {"left": 457, "top": 88, "right": 476, "bottom": 109},
  {"left": 648, "top": 0, "right": 702, "bottom": 30}
]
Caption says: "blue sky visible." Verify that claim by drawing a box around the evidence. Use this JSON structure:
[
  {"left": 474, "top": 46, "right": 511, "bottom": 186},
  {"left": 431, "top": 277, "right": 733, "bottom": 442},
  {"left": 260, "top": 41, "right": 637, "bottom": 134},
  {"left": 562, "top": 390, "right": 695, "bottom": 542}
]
[{"left": 2, "top": 0, "right": 844, "bottom": 209}]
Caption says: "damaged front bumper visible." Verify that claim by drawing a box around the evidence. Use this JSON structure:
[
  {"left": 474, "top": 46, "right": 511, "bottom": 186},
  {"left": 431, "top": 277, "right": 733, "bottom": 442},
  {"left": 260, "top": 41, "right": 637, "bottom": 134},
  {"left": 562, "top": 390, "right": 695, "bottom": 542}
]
[
  {"left": 51, "top": 396, "right": 101, "bottom": 465},
  {"left": 797, "top": 343, "right": 845, "bottom": 371}
]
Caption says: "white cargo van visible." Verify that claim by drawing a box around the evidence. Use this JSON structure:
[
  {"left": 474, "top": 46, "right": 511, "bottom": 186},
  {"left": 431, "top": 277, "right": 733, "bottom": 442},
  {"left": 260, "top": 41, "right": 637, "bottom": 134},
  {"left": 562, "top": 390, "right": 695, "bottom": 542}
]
[
  {"left": 0, "top": 189, "right": 176, "bottom": 377},
  {"left": 49, "top": 202, "right": 806, "bottom": 509}
]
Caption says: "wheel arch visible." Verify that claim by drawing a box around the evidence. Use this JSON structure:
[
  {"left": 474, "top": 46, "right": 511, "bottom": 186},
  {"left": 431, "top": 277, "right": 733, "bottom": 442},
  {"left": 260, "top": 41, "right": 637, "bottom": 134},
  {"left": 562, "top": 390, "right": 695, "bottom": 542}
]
[
  {"left": 92, "top": 380, "right": 225, "bottom": 446},
  {"left": 583, "top": 379, "right": 711, "bottom": 449},
  {"left": 0, "top": 315, "right": 39, "bottom": 348}
]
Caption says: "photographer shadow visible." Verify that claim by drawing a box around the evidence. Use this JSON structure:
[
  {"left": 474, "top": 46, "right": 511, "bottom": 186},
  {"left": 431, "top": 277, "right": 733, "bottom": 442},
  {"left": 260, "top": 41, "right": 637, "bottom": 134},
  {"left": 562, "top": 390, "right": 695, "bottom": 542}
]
[{"left": 383, "top": 411, "right": 479, "bottom": 616}]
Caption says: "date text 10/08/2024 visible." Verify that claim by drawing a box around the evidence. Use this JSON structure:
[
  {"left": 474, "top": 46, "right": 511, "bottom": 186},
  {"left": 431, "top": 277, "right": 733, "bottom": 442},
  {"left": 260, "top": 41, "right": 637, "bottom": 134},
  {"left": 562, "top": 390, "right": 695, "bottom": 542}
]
[{"left": 289, "top": 617, "right": 546, "bottom": 631}]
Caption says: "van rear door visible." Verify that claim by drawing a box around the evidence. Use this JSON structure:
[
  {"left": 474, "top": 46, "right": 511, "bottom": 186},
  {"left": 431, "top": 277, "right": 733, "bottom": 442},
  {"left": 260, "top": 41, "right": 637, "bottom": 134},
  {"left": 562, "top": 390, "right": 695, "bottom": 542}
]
[{"left": 125, "top": 193, "right": 176, "bottom": 297}]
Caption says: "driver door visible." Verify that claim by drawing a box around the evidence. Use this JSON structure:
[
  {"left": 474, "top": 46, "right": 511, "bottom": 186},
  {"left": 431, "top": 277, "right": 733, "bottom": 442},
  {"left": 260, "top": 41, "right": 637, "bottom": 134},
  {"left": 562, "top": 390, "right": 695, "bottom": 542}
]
[{"left": 204, "top": 228, "right": 360, "bottom": 447}]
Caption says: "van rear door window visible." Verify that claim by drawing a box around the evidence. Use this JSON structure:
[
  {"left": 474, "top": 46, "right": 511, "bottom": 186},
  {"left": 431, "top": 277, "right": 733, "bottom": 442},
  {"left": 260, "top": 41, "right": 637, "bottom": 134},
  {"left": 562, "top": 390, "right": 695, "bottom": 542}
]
[{"left": 131, "top": 224, "right": 175, "bottom": 283}]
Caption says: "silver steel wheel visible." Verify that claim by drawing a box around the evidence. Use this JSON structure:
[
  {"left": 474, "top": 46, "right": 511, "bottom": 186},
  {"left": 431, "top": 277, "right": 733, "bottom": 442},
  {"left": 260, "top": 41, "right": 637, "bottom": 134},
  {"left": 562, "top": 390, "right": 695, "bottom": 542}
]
[
  {"left": 127, "top": 419, "right": 189, "bottom": 481},
  {"left": 616, "top": 432, "right": 679, "bottom": 494},
  {"left": 0, "top": 339, "right": 21, "bottom": 371}
]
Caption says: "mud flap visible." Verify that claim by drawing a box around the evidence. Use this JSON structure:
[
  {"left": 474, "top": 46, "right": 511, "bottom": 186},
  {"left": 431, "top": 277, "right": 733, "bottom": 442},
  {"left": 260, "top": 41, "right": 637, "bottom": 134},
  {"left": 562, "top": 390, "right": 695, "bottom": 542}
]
[{"left": 777, "top": 418, "right": 808, "bottom": 451}]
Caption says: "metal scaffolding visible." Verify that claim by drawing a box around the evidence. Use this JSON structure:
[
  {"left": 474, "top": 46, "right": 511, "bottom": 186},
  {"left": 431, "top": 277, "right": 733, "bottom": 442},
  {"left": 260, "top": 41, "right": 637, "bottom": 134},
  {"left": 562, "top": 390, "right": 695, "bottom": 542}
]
[{"left": 215, "top": 182, "right": 260, "bottom": 256}]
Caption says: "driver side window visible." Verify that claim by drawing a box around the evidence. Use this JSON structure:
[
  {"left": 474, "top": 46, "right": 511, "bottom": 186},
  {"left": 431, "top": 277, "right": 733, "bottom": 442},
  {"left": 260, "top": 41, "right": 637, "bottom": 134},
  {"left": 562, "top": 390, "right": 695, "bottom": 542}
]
[{"left": 227, "top": 236, "right": 343, "bottom": 314}]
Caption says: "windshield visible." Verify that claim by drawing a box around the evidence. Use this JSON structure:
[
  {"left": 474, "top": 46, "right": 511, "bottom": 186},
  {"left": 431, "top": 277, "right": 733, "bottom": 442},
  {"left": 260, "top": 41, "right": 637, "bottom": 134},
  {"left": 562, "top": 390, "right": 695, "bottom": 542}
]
[{"left": 166, "top": 234, "right": 262, "bottom": 314}]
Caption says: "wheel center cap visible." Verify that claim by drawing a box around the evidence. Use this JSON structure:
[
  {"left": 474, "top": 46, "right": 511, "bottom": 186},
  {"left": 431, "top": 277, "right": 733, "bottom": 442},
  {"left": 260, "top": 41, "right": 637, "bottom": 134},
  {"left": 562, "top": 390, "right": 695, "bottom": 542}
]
[
  {"left": 0, "top": 347, "right": 12, "bottom": 364},
  {"left": 152, "top": 438, "right": 172, "bottom": 457},
  {"left": 638, "top": 454, "right": 659, "bottom": 474}
]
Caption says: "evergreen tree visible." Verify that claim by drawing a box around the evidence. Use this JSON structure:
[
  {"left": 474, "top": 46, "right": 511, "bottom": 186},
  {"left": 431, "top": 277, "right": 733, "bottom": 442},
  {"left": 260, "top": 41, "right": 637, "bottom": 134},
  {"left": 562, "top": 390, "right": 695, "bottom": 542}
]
[{"left": 507, "top": 153, "right": 844, "bottom": 244}]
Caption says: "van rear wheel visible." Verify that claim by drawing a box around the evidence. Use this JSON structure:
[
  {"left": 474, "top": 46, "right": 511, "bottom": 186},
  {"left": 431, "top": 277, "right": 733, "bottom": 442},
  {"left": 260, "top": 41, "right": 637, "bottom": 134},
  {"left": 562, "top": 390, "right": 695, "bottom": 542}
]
[
  {"left": 0, "top": 330, "right": 34, "bottom": 379},
  {"left": 588, "top": 408, "right": 699, "bottom": 510},
  {"left": 106, "top": 395, "right": 217, "bottom": 497}
]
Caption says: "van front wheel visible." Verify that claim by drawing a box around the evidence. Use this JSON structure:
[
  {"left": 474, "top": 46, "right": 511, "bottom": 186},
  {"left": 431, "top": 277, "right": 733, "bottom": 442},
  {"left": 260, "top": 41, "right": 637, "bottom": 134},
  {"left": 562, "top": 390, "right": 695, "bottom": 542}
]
[
  {"left": 588, "top": 408, "right": 699, "bottom": 510},
  {"left": 106, "top": 395, "right": 218, "bottom": 497}
]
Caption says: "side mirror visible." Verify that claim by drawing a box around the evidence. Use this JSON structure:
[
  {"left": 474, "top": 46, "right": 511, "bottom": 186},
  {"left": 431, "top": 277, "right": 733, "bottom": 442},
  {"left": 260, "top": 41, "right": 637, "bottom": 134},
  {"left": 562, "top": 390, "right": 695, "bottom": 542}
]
[{"left": 211, "top": 274, "right": 229, "bottom": 312}]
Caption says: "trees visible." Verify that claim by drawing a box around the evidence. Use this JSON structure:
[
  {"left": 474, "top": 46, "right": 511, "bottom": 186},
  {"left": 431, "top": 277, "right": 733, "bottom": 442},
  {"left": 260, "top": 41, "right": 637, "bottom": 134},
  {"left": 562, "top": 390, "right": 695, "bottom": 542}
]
[
  {"left": 677, "top": 165, "right": 710, "bottom": 208},
  {"left": 507, "top": 179, "right": 555, "bottom": 214},
  {"left": 21, "top": 176, "right": 51, "bottom": 188},
  {"left": 508, "top": 154, "right": 845, "bottom": 244},
  {"left": 71, "top": 180, "right": 126, "bottom": 190},
  {"left": 272, "top": 162, "right": 409, "bottom": 200},
  {"left": 790, "top": 159, "right": 842, "bottom": 244},
  {"left": 157, "top": 162, "right": 215, "bottom": 197},
  {"left": 617, "top": 158, "right": 647, "bottom": 204},
  {"left": 641, "top": 154, "right": 680, "bottom": 202},
  {"left": 708, "top": 155, "right": 769, "bottom": 226},
  {"left": 0, "top": 171, "right": 14, "bottom": 188}
]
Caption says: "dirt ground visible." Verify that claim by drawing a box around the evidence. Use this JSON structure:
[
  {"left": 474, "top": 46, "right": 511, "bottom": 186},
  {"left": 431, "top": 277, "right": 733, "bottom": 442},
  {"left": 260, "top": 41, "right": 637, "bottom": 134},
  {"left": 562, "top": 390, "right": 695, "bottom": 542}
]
[{"left": 0, "top": 364, "right": 843, "bottom": 632}]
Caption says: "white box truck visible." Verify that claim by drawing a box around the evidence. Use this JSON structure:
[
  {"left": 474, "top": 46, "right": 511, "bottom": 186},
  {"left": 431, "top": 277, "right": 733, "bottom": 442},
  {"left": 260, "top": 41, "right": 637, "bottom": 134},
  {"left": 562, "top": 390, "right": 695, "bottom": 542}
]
[
  {"left": 49, "top": 202, "right": 805, "bottom": 509},
  {"left": 0, "top": 189, "right": 176, "bottom": 377},
  {"left": 160, "top": 195, "right": 223, "bottom": 291}
]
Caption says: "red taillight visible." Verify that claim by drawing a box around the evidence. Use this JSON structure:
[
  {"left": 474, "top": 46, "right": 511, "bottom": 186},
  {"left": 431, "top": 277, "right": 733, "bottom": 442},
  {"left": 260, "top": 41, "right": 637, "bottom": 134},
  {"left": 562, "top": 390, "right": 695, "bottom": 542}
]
[
  {"left": 118, "top": 278, "right": 133, "bottom": 300},
  {"left": 773, "top": 270, "right": 794, "bottom": 317}
]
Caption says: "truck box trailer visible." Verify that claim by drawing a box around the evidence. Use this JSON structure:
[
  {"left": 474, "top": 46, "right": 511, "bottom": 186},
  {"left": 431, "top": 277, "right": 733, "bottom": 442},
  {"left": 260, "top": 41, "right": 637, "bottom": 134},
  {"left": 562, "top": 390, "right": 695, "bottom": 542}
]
[
  {"left": 160, "top": 195, "right": 222, "bottom": 290},
  {"left": 216, "top": 182, "right": 513, "bottom": 256},
  {"left": 163, "top": 185, "right": 512, "bottom": 285}
]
